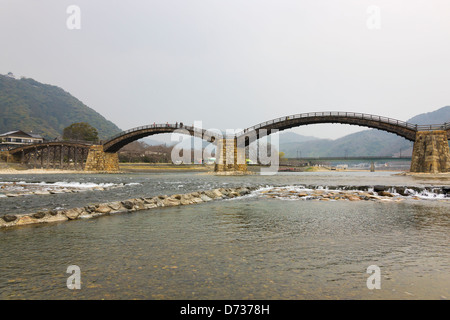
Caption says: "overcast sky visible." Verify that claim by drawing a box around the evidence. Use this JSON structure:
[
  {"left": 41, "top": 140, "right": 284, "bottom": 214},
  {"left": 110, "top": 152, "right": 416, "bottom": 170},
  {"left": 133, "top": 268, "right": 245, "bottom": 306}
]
[{"left": 1, "top": 0, "right": 450, "bottom": 139}]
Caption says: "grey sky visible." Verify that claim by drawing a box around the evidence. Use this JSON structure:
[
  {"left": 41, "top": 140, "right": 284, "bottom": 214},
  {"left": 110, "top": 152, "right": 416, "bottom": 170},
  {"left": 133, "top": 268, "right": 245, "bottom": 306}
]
[{"left": 1, "top": 0, "right": 450, "bottom": 139}]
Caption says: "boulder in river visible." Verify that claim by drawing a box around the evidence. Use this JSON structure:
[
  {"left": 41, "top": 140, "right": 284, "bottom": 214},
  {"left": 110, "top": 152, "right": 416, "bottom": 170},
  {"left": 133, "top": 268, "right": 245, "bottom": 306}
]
[
  {"left": 65, "top": 208, "right": 83, "bottom": 220},
  {"left": 108, "top": 202, "right": 123, "bottom": 211},
  {"left": 200, "top": 194, "right": 213, "bottom": 202},
  {"left": 163, "top": 197, "right": 181, "bottom": 207},
  {"left": 373, "top": 185, "right": 386, "bottom": 192},
  {"left": 121, "top": 200, "right": 134, "bottom": 210},
  {"left": 95, "top": 204, "right": 112, "bottom": 214},
  {"left": 32, "top": 212, "right": 46, "bottom": 219},
  {"left": 2, "top": 215, "right": 17, "bottom": 222}
]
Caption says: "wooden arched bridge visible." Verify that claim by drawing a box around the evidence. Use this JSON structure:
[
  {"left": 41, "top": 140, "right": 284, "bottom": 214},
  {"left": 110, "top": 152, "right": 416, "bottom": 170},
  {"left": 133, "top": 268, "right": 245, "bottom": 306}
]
[
  {"left": 236, "top": 111, "right": 450, "bottom": 141},
  {"left": 5, "top": 111, "right": 450, "bottom": 173},
  {"left": 103, "top": 123, "right": 211, "bottom": 153},
  {"left": 7, "top": 140, "right": 94, "bottom": 170}
]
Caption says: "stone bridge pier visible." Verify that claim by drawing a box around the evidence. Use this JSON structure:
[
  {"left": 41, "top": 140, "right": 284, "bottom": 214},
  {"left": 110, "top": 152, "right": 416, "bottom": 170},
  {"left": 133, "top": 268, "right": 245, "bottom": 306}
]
[
  {"left": 410, "top": 131, "right": 450, "bottom": 173},
  {"left": 214, "top": 138, "right": 248, "bottom": 175},
  {"left": 212, "top": 132, "right": 450, "bottom": 175},
  {"left": 84, "top": 145, "right": 119, "bottom": 172}
]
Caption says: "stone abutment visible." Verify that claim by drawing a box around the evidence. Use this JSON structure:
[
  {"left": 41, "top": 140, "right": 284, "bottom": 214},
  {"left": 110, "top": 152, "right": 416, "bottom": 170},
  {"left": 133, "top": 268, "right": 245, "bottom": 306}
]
[
  {"left": 411, "top": 131, "right": 450, "bottom": 173},
  {"left": 84, "top": 145, "right": 119, "bottom": 172},
  {"left": 214, "top": 138, "right": 248, "bottom": 175}
]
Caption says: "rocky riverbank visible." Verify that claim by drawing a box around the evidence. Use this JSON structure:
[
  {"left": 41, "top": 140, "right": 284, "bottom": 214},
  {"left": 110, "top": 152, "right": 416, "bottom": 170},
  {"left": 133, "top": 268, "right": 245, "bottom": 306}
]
[{"left": 0, "top": 186, "right": 257, "bottom": 229}]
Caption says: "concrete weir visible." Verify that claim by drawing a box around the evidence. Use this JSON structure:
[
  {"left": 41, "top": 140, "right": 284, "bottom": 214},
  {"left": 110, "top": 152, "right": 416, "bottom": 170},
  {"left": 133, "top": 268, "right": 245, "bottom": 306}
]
[{"left": 0, "top": 187, "right": 255, "bottom": 229}]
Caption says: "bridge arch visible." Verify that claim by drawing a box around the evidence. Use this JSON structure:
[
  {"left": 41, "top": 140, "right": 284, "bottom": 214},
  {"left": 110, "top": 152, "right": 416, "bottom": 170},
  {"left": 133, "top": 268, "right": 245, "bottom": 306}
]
[
  {"left": 102, "top": 123, "right": 213, "bottom": 153},
  {"left": 235, "top": 111, "right": 434, "bottom": 142}
]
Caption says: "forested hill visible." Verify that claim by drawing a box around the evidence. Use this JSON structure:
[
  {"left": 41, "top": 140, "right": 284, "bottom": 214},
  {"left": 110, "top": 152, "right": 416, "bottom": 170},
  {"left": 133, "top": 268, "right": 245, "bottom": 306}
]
[{"left": 0, "top": 74, "right": 121, "bottom": 140}]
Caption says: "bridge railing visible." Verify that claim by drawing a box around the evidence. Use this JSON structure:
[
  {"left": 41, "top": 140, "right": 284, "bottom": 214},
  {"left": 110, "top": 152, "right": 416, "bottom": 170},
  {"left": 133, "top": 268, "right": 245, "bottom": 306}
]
[
  {"left": 437, "top": 122, "right": 449, "bottom": 130},
  {"left": 7, "top": 139, "right": 96, "bottom": 152},
  {"left": 104, "top": 123, "right": 199, "bottom": 144},
  {"left": 415, "top": 124, "right": 449, "bottom": 131},
  {"left": 104, "top": 116, "right": 450, "bottom": 144},
  {"left": 245, "top": 111, "right": 446, "bottom": 132}
]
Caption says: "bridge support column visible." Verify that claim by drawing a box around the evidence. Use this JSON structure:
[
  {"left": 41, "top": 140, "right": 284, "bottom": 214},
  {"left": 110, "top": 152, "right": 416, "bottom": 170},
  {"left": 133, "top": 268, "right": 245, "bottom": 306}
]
[
  {"left": 214, "top": 138, "right": 248, "bottom": 175},
  {"left": 410, "top": 131, "right": 450, "bottom": 173},
  {"left": 0, "top": 151, "right": 11, "bottom": 163},
  {"left": 84, "top": 145, "right": 119, "bottom": 172}
]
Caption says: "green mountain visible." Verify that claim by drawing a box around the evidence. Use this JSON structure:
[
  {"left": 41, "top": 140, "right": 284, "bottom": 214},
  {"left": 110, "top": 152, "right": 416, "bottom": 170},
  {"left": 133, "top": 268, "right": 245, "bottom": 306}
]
[
  {"left": 279, "top": 106, "right": 450, "bottom": 157},
  {"left": 0, "top": 74, "right": 121, "bottom": 140}
]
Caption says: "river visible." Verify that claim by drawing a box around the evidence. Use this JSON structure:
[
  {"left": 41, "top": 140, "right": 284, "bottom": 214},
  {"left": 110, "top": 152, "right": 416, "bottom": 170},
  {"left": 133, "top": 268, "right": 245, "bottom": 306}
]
[{"left": 0, "top": 171, "right": 449, "bottom": 299}]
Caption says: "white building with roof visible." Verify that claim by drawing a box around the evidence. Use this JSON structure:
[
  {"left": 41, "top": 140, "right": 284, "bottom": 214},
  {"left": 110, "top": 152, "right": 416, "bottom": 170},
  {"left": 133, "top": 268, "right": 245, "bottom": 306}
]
[{"left": 0, "top": 130, "right": 44, "bottom": 151}]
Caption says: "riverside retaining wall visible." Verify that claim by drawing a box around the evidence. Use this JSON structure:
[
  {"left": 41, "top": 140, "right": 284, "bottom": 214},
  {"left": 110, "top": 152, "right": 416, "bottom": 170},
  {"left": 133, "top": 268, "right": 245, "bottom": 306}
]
[{"left": 411, "top": 131, "right": 450, "bottom": 173}]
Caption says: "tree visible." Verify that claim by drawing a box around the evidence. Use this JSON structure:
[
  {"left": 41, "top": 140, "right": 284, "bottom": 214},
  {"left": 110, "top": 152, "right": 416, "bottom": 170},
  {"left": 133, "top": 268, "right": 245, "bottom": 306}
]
[{"left": 63, "top": 122, "right": 98, "bottom": 142}]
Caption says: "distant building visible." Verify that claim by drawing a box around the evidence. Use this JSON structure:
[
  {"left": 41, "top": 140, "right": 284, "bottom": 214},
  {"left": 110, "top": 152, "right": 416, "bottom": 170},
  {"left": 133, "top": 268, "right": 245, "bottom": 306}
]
[
  {"left": 144, "top": 150, "right": 165, "bottom": 156},
  {"left": 0, "top": 130, "right": 44, "bottom": 151}
]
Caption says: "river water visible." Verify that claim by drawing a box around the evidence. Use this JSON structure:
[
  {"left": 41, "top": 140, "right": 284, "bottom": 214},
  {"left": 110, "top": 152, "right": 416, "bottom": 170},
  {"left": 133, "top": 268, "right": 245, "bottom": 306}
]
[{"left": 0, "top": 171, "right": 449, "bottom": 299}]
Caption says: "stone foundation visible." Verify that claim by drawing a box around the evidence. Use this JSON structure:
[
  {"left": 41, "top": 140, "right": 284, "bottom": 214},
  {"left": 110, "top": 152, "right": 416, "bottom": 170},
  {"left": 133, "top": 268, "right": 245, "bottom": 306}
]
[
  {"left": 214, "top": 138, "right": 248, "bottom": 174},
  {"left": 410, "top": 131, "right": 450, "bottom": 173},
  {"left": 84, "top": 145, "right": 119, "bottom": 172}
]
